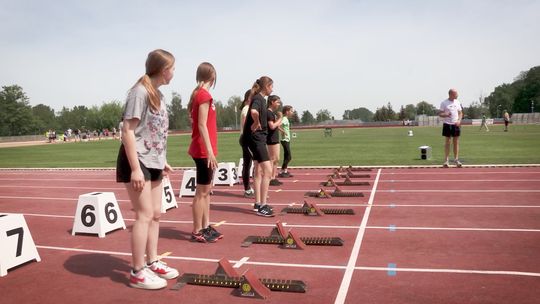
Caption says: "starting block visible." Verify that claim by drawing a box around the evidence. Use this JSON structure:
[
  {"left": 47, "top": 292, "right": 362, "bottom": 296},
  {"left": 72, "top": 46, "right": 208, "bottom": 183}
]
[
  {"left": 329, "top": 170, "right": 370, "bottom": 179},
  {"left": 72, "top": 192, "right": 126, "bottom": 238},
  {"left": 242, "top": 221, "right": 344, "bottom": 248},
  {"left": 179, "top": 170, "right": 197, "bottom": 197},
  {"left": 305, "top": 187, "right": 364, "bottom": 198},
  {"left": 281, "top": 201, "right": 354, "bottom": 216},
  {"left": 213, "top": 162, "right": 238, "bottom": 186},
  {"left": 304, "top": 188, "right": 332, "bottom": 198},
  {"left": 161, "top": 176, "right": 178, "bottom": 213},
  {"left": 320, "top": 176, "right": 370, "bottom": 187},
  {"left": 344, "top": 165, "right": 372, "bottom": 172},
  {"left": 0, "top": 214, "right": 41, "bottom": 276},
  {"left": 173, "top": 258, "right": 306, "bottom": 299}
]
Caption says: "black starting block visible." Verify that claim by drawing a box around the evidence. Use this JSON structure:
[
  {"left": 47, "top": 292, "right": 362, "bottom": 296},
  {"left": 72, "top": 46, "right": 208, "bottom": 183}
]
[
  {"left": 320, "top": 176, "right": 370, "bottom": 187},
  {"left": 173, "top": 258, "right": 306, "bottom": 299},
  {"left": 242, "top": 221, "right": 344, "bottom": 249},
  {"left": 305, "top": 187, "right": 364, "bottom": 198},
  {"left": 345, "top": 165, "right": 372, "bottom": 172},
  {"left": 281, "top": 201, "right": 354, "bottom": 216}
]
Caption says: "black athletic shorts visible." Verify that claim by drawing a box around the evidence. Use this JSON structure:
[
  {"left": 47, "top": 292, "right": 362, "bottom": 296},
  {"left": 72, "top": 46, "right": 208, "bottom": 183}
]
[
  {"left": 248, "top": 142, "right": 270, "bottom": 162},
  {"left": 442, "top": 123, "right": 461, "bottom": 137},
  {"left": 193, "top": 158, "right": 214, "bottom": 185},
  {"left": 116, "top": 144, "right": 163, "bottom": 182}
]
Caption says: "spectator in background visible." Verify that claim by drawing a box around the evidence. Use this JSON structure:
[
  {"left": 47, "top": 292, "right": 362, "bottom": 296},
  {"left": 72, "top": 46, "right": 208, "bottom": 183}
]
[{"left": 504, "top": 110, "right": 510, "bottom": 132}]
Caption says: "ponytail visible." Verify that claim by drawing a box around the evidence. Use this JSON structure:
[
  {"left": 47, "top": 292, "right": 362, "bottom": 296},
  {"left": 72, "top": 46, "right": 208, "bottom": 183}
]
[
  {"left": 249, "top": 76, "right": 273, "bottom": 102},
  {"left": 133, "top": 49, "right": 175, "bottom": 113},
  {"left": 137, "top": 74, "right": 161, "bottom": 112}
]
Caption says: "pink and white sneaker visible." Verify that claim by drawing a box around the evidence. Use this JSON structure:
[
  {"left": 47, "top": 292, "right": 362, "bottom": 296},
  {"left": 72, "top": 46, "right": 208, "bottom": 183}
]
[
  {"left": 129, "top": 267, "right": 167, "bottom": 290},
  {"left": 147, "top": 260, "right": 179, "bottom": 280}
]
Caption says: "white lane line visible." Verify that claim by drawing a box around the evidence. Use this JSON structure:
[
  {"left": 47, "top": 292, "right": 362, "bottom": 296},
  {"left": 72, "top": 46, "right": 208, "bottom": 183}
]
[
  {"left": 4, "top": 196, "right": 540, "bottom": 209},
  {"left": 15, "top": 213, "right": 540, "bottom": 232},
  {"left": 233, "top": 257, "right": 250, "bottom": 268},
  {"left": 353, "top": 266, "right": 540, "bottom": 277},
  {"left": 335, "top": 168, "right": 382, "bottom": 304},
  {"left": 34, "top": 245, "right": 540, "bottom": 277},
  {"left": 367, "top": 226, "right": 540, "bottom": 232}
]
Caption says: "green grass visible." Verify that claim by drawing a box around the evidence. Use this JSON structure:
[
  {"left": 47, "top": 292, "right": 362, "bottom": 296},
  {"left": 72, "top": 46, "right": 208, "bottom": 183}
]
[{"left": 1, "top": 125, "right": 539, "bottom": 168}]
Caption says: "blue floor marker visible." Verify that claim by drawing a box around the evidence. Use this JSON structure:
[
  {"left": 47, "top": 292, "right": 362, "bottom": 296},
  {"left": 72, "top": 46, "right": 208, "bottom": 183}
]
[
  {"left": 389, "top": 203, "right": 396, "bottom": 208},
  {"left": 389, "top": 224, "right": 396, "bottom": 232},
  {"left": 387, "top": 263, "right": 397, "bottom": 276}
]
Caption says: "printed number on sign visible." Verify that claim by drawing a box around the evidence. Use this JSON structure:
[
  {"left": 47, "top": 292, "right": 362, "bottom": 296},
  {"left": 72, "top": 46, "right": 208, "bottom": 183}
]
[
  {"left": 218, "top": 168, "right": 228, "bottom": 181},
  {"left": 185, "top": 177, "right": 196, "bottom": 191},
  {"left": 6, "top": 227, "right": 24, "bottom": 257},
  {"left": 232, "top": 168, "right": 238, "bottom": 180},
  {"left": 164, "top": 185, "right": 173, "bottom": 203},
  {"left": 81, "top": 203, "right": 118, "bottom": 227}
]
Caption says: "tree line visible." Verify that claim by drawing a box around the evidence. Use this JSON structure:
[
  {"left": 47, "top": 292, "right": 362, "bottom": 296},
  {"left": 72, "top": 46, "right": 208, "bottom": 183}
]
[{"left": 1, "top": 65, "right": 537, "bottom": 136}]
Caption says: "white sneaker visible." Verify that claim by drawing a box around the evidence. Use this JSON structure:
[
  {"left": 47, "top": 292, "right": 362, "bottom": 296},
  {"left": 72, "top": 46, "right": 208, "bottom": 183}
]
[
  {"left": 147, "top": 260, "right": 179, "bottom": 280},
  {"left": 443, "top": 161, "right": 449, "bottom": 168},
  {"left": 129, "top": 267, "right": 167, "bottom": 290},
  {"left": 454, "top": 159, "right": 463, "bottom": 168}
]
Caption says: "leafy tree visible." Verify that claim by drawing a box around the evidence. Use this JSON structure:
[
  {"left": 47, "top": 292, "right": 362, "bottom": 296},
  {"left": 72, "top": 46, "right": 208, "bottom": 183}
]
[
  {"left": 32, "top": 104, "right": 57, "bottom": 134},
  {"left": 300, "top": 110, "right": 315, "bottom": 125},
  {"left": 167, "top": 92, "right": 189, "bottom": 130},
  {"left": 290, "top": 109, "right": 300, "bottom": 124},
  {"left": 342, "top": 107, "right": 374, "bottom": 121},
  {"left": 373, "top": 103, "right": 398, "bottom": 121},
  {"left": 404, "top": 104, "right": 417, "bottom": 120},
  {"left": 416, "top": 101, "right": 438, "bottom": 116},
  {"left": 0, "top": 85, "right": 35, "bottom": 135},
  {"left": 316, "top": 109, "right": 332, "bottom": 122}
]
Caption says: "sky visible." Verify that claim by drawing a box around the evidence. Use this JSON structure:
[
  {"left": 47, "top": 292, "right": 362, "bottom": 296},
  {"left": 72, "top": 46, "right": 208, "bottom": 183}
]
[{"left": 1, "top": 0, "right": 539, "bottom": 118}]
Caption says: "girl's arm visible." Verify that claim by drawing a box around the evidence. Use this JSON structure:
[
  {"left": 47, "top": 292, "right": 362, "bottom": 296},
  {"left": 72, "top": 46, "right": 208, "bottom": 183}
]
[
  {"left": 122, "top": 118, "right": 145, "bottom": 191},
  {"left": 198, "top": 102, "right": 218, "bottom": 169},
  {"left": 250, "top": 109, "right": 261, "bottom": 132}
]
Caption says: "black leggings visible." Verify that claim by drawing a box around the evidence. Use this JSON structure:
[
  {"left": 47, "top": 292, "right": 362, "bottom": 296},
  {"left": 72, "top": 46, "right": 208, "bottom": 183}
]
[
  {"left": 240, "top": 139, "right": 252, "bottom": 191},
  {"left": 281, "top": 141, "right": 291, "bottom": 170}
]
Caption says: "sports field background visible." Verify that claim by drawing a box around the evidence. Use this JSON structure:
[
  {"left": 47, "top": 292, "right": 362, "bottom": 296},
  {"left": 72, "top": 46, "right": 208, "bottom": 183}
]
[{"left": 0, "top": 125, "right": 539, "bottom": 168}]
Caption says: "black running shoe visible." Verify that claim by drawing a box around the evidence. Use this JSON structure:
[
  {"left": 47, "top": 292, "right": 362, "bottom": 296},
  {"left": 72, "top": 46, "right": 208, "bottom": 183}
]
[
  {"left": 205, "top": 225, "right": 223, "bottom": 240},
  {"left": 256, "top": 204, "right": 275, "bottom": 217}
]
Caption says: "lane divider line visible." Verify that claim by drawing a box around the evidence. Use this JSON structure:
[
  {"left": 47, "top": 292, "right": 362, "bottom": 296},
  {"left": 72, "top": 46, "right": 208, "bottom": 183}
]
[{"left": 335, "top": 168, "right": 382, "bottom": 304}]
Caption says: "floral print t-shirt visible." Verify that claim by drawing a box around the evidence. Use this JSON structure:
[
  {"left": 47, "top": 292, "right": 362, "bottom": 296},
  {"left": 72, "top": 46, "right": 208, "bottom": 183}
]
[{"left": 122, "top": 84, "right": 169, "bottom": 169}]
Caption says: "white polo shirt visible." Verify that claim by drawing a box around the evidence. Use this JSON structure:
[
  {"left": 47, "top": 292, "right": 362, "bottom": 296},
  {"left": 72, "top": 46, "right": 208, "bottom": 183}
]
[{"left": 439, "top": 99, "right": 462, "bottom": 125}]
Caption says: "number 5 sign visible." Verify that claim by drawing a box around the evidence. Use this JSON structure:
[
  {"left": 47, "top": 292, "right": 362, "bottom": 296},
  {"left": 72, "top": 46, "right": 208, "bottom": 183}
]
[
  {"left": 72, "top": 192, "right": 126, "bottom": 238},
  {"left": 0, "top": 214, "right": 41, "bottom": 276},
  {"left": 161, "top": 176, "right": 178, "bottom": 213}
]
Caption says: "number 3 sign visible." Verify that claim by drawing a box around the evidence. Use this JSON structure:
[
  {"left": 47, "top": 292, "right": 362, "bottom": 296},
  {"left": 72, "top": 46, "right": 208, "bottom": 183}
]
[
  {"left": 72, "top": 192, "right": 126, "bottom": 238},
  {"left": 0, "top": 214, "right": 41, "bottom": 276}
]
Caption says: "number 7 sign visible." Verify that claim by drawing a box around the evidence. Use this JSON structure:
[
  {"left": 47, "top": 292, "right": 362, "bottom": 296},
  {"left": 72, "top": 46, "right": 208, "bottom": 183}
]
[{"left": 0, "top": 214, "right": 41, "bottom": 276}]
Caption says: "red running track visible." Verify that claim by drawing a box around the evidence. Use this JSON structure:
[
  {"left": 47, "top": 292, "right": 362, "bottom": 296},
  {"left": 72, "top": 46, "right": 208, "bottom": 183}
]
[{"left": 0, "top": 166, "right": 539, "bottom": 304}]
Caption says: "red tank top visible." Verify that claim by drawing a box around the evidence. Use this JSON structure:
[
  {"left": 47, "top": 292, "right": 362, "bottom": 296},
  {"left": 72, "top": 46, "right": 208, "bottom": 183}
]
[{"left": 188, "top": 88, "right": 218, "bottom": 158}]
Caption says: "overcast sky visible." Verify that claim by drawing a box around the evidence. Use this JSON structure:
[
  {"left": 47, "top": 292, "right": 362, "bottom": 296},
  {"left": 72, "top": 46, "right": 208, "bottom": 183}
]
[{"left": 1, "top": 0, "right": 539, "bottom": 118}]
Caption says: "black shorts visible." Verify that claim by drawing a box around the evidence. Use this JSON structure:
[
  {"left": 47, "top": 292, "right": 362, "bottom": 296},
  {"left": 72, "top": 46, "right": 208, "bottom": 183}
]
[
  {"left": 248, "top": 142, "right": 270, "bottom": 162},
  {"left": 504, "top": 120, "right": 509, "bottom": 126},
  {"left": 116, "top": 145, "right": 163, "bottom": 182},
  {"left": 442, "top": 123, "right": 461, "bottom": 137},
  {"left": 193, "top": 158, "right": 214, "bottom": 185}
]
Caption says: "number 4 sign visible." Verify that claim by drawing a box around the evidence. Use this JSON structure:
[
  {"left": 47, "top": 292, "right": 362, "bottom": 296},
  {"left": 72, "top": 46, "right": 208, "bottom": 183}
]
[
  {"left": 72, "top": 192, "right": 126, "bottom": 238},
  {"left": 0, "top": 214, "right": 41, "bottom": 276},
  {"left": 179, "top": 170, "right": 197, "bottom": 197}
]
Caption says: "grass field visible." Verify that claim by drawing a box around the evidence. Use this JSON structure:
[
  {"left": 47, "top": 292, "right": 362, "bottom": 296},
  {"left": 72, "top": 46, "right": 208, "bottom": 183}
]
[{"left": 0, "top": 124, "right": 539, "bottom": 168}]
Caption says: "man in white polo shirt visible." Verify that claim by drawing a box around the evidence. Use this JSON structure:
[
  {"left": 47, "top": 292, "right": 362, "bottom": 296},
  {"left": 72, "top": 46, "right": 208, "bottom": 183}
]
[{"left": 438, "top": 88, "right": 463, "bottom": 168}]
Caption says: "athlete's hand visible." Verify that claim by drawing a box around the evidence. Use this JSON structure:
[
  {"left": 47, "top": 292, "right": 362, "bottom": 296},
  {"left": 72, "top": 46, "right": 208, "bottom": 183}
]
[
  {"left": 130, "top": 169, "right": 145, "bottom": 192},
  {"left": 163, "top": 163, "right": 174, "bottom": 177},
  {"left": 207, "top": 153, "right": 218, "bottom": 170},
  {"left": 251, "top": 122, "right": 261, "bottom": 132}
]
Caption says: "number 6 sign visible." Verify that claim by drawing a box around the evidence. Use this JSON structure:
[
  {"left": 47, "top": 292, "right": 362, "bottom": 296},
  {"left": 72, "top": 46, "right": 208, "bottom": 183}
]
[
  {"left": 0, "top": 214, "right": 41, "bottom": 276},
  {"left": 72, "top": 192, "right": 126, "bottom": 238}
]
